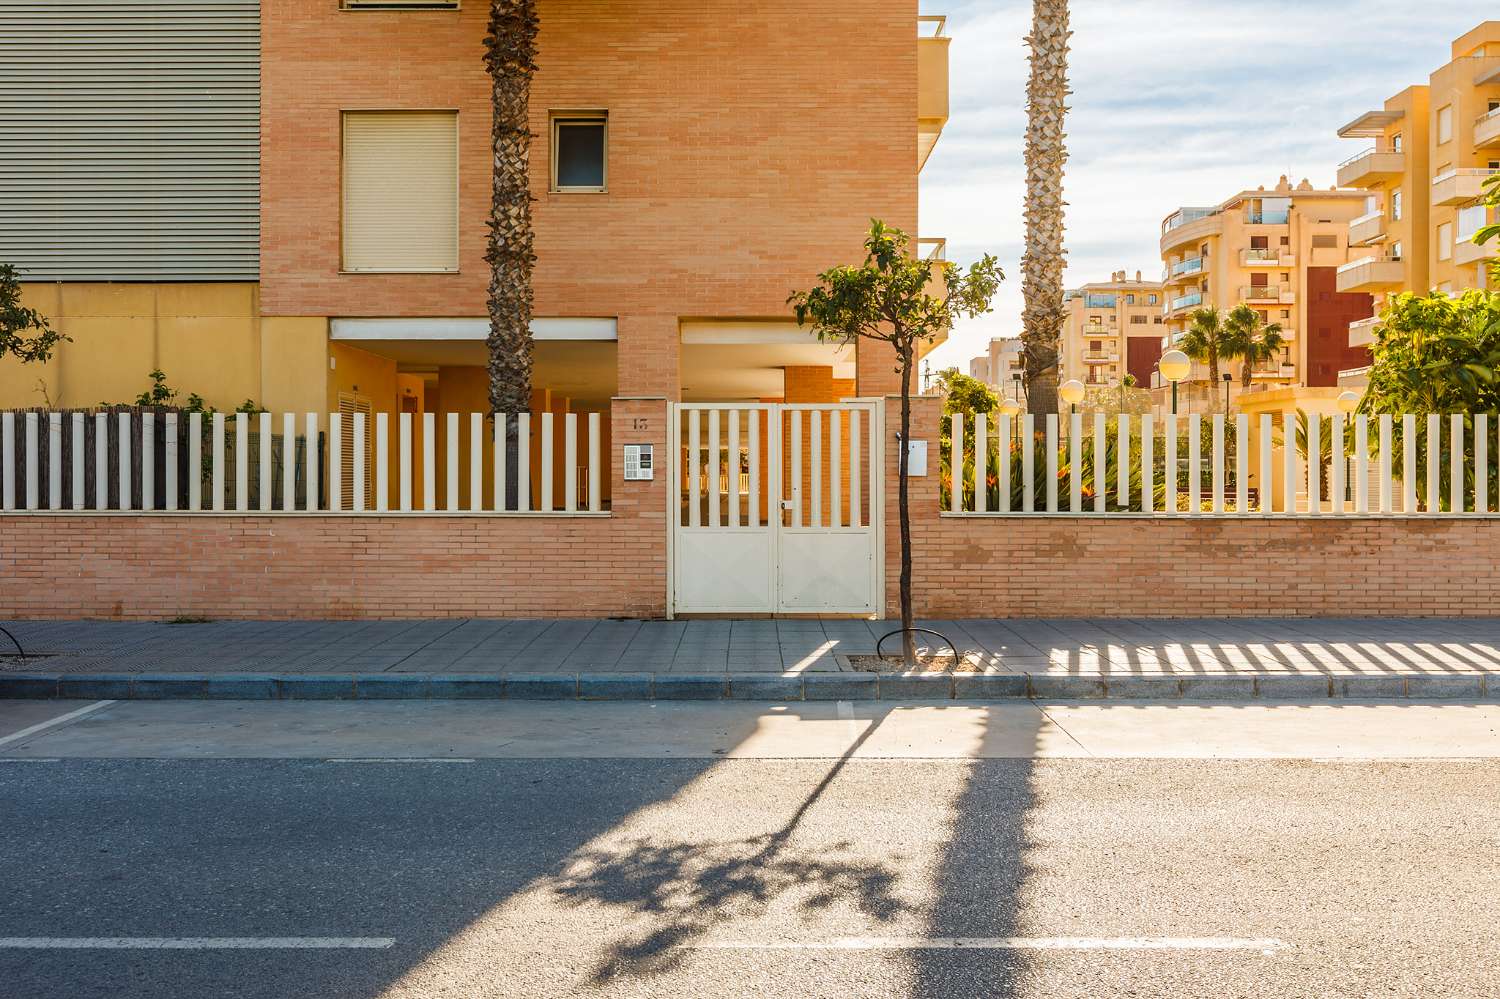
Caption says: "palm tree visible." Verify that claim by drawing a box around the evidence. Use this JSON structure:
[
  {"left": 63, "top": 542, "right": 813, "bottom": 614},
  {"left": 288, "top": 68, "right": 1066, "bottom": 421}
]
[
  {"left": 483, "top": 0, "right": 539, "bottom": 505},
  {"left": 1019, "top": 0, "right": 1071, "bottom": 416},
  {"left": 1178, "top": 307, "right": 1233, "bottom": 409},
  {"left": 1224, "top": 304, "right": 1286, "bottom": 390}
]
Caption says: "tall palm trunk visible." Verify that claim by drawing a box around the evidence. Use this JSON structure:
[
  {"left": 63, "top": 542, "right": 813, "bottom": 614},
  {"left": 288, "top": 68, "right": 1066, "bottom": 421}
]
[
  {"left": 1020, "top": 0, "right": 1071, "bottom": 416},
  {"left": 483, "top": 0, "right": 539, "bottom": 507}
]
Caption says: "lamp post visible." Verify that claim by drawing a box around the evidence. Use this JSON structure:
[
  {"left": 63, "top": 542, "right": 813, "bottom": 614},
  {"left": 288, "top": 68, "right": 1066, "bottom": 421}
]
[
  {"left": 1336, "top": 390, "right": 1360, "bottom": 415},
  {"left": 1059, "top": 379, "right": 1085, "bottom": 416},
  {"left": 1011, "top": 371, "right": 1022, "bottom": 403},
  {"left": 998, "top": 399, "right": 1021, "bottom": 448},
  {"left": 1223, "top": 371, "right": 1233, "bottom": 414},
  {"left": 1159, "top": 349, "right": 1191, "bottom": 416}
]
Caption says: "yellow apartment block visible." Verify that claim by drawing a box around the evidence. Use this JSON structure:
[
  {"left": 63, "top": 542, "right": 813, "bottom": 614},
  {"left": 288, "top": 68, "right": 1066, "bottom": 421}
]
[
  {"left": 967, "top": 336, "right": 1025, "bottom": 402},
  {"left": 1157, "top": 178, "right": 1374, "bottom": 413},
  {"left": 1060, "top": 271, "right": 1165, "bottom": 391}
]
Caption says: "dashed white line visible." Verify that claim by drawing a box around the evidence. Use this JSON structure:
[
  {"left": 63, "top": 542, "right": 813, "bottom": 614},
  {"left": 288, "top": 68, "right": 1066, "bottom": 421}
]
[
  {"left": 0, "top": 938, "right": 395, "bottom": 950},
  {"left": 0, "top": 700, "right": 116, "bottom": 750},
  {"left": 679, "top": 937, "right": 1288, "bottom": 954}
]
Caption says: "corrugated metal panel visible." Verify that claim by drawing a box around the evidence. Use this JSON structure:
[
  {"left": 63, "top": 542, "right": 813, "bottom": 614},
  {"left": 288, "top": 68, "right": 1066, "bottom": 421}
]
[{"left": 0, "top": 0, "right": 259, "bottom": 281}]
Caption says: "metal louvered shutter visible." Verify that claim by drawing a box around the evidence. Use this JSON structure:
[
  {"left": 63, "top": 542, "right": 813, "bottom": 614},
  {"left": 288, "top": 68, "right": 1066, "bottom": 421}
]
[
  {"left": 341, "top": 111, "right": 460, "bottom": 273},
  {"left": 0, "top": 0, "right": 260, "bottom": 281}
]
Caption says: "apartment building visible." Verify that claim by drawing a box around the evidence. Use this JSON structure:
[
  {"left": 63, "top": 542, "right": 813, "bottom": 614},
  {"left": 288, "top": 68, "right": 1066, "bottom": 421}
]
[
  {"left": 1157, "top": 178, "right": 1374, "bottom": 408},
  {"left": 968, "top": 337, "right": 1025, "bottom": 399},
  {"left": 1336, "top": 20, "right": 1500, "bottom": 369},
  {"left": 0, "top": 1, "right": 949, "bottom": 419},
  {"left": 1060, "top": 272, "right": 1165, "bottom": 390}
]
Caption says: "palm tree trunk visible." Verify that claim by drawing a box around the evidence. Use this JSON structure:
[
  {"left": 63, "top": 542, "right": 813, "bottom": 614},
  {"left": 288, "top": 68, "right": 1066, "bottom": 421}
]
[
  {"left": 483, "top": 0, "right": 539, "bottom": 506},
  {"left": 1020, "top": 0, "right": 1071, "bottom": 416},
  {"left": 898, "top": 344, "right": 916, "bottom": 669}
]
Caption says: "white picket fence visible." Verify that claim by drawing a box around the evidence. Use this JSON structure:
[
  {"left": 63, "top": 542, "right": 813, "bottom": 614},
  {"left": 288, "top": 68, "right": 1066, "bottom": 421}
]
[
  {"left": 944, "top": 411, "right": 1500, "bottom": 516},
  {"left": 0, "top": 410, "right": 604, "bottom": 514}
]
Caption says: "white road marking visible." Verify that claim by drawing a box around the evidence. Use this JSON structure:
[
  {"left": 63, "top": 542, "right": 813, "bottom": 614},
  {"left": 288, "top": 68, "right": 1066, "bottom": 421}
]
[
  {"left": 325, "top": 758, "right": 475, "bottom": 764},
  {"left": 679, "top": 937, "right": 1288, "bottom": 953},
  {"left": 0, "top": 701, "right": 115, "bottom": 750},
  {"left": 0, "top": 938, "right": 395, "bottom": 950}
]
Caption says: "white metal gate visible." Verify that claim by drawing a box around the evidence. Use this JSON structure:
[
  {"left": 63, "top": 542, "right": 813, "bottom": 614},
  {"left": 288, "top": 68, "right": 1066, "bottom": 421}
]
[{"left": 668, "top": 401, "right": 884, "bottom": 616}]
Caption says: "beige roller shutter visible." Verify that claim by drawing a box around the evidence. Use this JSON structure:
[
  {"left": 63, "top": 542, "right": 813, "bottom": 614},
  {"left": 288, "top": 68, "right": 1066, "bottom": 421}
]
[{"left": 342, "top": 111, "right": 459, "bottom": 273}]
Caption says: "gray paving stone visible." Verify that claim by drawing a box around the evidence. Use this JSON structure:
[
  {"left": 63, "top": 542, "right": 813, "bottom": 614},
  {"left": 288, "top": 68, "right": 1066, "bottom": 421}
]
[
  {"left": 357, "top": 674, "right": 429, "bottom": 699},
  {"left": 1179, "top": 676, "right": 1256, "bottom": 700},
  {"left": 203, "top": 675, "right": 277, "bottom": 700},
  {"left": 427, "top": 676, "right": 505, "bottom": 699},
  {"left": 877, "top": 674, "right": 953, "bottom": 700},
  {"left": 133, "top": 674, "right": 207, "bottom": 699},
  {"left": 505, "top": 674, "right": 578, "bottom": 700},
  {"left": 0, "top": 673, "right": 59, "bottom": 698},
  {"left": 1027, "top": 675, "right": 1107, "bottom": 699},
  {"left": 1255, "top": 675, "right": 1333, "bottom": 699},
  {"left": 952, "top": 673, "right": 1028, "bottom": 699},
  {"left": 277, "top": 675, "right": 357, "bottom": 700},
  {"left": 653, "top": 675, "right": 727, "bottom": 700},
  {"left": 804, "top": 673, "right": 878, "bottom": 701},
  {"left": 1406, "top": 674, "right": 1484, "bottom": 699},
  {"left": 578, "top": 674, "right": 652, "bottom": 700},
  {"left": 726, "top": 674, "right": 803, "bottom": 701},
  {"left": 1333, "top": 675, "right": 1408, "bottom": 699},
  {"left": 58, "top": 673, "right": 136, "bottom": 699},
  {"left": 1107, "top": 677, "right": 1184, "bottom": 699}
]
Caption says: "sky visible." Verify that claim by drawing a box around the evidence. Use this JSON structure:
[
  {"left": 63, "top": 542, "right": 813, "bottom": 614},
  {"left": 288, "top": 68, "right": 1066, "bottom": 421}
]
[{"left": 918, "top": 0, "right": 1492, "bottom": 376}]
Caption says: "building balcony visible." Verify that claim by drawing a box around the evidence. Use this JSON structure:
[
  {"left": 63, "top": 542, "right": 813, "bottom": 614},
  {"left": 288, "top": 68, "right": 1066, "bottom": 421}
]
[
  {"left": 1336, "top": 254, "right": 1405, "bottom": 293},
  {"left": 917, "top": 16, "right": 950, "bottom": 171},
  {"left": 1251, "top": 361, "right": 1298, "bottom": 380},
  {"left": 1475, "top": 107, "right": 1500, "bottom": 149},
  {"left": 1165, "top": 256, "right": 1206, "bottom": 284},
  {"left": 1243, "top": 210, "right": 1291, "bottom": 226},
  {"left": 1455, "top": 234, "right": 1497, "bottom": 266},
  {"left": 1348, "top": 210, "right": 1387, "bottom": 246},
  {"left": 1081, "top": 323, "right": 1111, "bottom": 336},
  {"left": 1240, "top": 248, "right": 1295, "bottom": 267},
  {"left": 1348, "top": 314, "right": 1381, "bottom": 347},
  {"left": 1167, "top": 291, "right": 1203, "bottom": 315},
  {"left": 1160, "top": 208, "right": 1221, "bottom": 253},
  {"left": 1336, "top": 146, "right": 1406, "bottom": 188},
  {"left": 1431, "top": 168, "right": 1500, "bottom": 207},
  {"left": 1082, "top": 353, "right": 1119, "bottom": 365},
  {"left": 1239, "top": 284, "right": 1292, "bottom": 304}
]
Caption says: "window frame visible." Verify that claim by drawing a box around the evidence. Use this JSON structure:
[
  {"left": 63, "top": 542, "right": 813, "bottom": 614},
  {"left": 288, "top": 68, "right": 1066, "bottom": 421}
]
[
  {"left": 1437, "top": 105, "right": 1453, "bottom": 145},
  {"left": 1437, "top": 222, "right": 1454, "bottom": 262},
  {"left": 339, "top": 109, "right": 461, "bottom": 275},
  {"left": 341, "top": 1, "right": 460, "bottom": 9},
  {"left": 550, "top": 111, "right": 609, "bottom": 194}
]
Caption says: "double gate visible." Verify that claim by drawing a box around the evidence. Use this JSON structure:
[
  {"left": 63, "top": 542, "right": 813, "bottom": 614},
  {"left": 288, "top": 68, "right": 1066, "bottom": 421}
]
[{"left": 668, "top": 401, "right": 884, "bottom": 616}]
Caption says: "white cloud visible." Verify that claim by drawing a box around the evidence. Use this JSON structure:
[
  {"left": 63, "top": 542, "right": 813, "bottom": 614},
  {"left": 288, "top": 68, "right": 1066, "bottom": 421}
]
[{"left": 919, "top": 0, "right": 1488, "bottom": 374}]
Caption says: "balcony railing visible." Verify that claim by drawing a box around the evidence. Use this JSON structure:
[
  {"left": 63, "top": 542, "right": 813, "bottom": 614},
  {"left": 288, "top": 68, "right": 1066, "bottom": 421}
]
[
  {"left": 1169, "top": 292, "right": 1203, "bottom": 312},
  {"left": 1244, "top": 210, "right": 1291, "bottom": 225},
  {"left": 1163, "top": 207, "right": 1217, "bottom": 233},
  {"left": 1083, "top": 294, "right": 1117, "bottom": 308},
  {"left": 1169, "top": 256, "right": 1205, "bottom": 277},
  {"left": 1240, "top": 284, "right": 1285, "bottom": 301},
  {"left": 917, "top": 237, "right": 946, "bottom": 261},
  {"left": 917, "top": 14, "right": 946, "bottom": 37},
  {"left": 1082, "top": 353, "right": 1119, "bottom": 364},
  {"left": 1240, "top": 248, "right": 1287, "bottom": 264},
  {"left": 1081, "top": 323, "right": 1110, "bottom": 335},
  {"left": 1432, "top": 167, "right": 1500, "bottom": 206}
]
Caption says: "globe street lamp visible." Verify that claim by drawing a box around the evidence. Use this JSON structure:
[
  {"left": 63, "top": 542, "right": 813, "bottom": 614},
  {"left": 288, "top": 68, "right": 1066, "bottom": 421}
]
[
  {"left": 1159, "top": 349, "right": 1191, "bottom": 416},
  {"left": 1059, "top": 379, "right": 1085, "bottom": 415},
  {"left": 1336, "top": 390, "right": 1361, "bottom": 415}
]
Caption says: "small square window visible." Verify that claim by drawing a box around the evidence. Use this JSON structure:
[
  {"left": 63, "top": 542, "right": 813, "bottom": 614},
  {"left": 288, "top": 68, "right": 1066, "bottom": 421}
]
[{"left": 552, "top": 113, "right": 607, "bottom": 192}]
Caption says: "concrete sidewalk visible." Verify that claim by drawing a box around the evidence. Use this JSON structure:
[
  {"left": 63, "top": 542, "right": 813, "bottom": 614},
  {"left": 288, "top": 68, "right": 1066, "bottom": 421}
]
[{"left": 2, "top": 617, "right": 1500, "bottom": 701}]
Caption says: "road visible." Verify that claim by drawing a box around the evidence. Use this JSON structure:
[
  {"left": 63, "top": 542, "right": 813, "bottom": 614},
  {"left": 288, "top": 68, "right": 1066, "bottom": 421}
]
[{"left": 2, "top": 699, "right": 1498, "bottom": 998}]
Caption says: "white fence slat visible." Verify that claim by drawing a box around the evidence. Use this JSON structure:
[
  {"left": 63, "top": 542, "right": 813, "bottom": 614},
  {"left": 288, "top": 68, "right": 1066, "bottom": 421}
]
[
  {"left": 688, "top": 409, "right": 701, "bottom": 527},
  {"left": 1306, "top": 413, "right": 1320, "bottom": 515},
  {"left": 398, "top": 413, "right": 413, "bottom": 511},
  {"left": 1187, "top": 414, "right": 1201, "bottom": 515},
  {"left": 1045, "top": 414, "right": 1059, "bottom": 513},
  {"left": 1258, "top": 415, "right": 1272, "bottom": 513},
  {"left": 996, "top": 414, "right": 1011, "bottom": 513},
  {"left": 971, "top": 411, "right": 985, "bottom": 516},
  {"left": 563, "top": 413, "right": 578, "bottom": 513},
  {"left": 140, "top": 412, "right": 155, "bottom": 511},
  {"left": 1329, "top": 414, "right": 1345, "bottom": 515},
  {"left": 1450, "top": 414, "right": 1464, "bottom": 515},
  {"left": 72, "top": 413, "right": 86, "bottom": 510},
  {"left": 587, "top": 412, "right": 601, "bottom": 514},
  {"left": 164, "top": 413, "right": 178, "bottom": 511},
  {"left": 212, "top": 413, "right": 226, "bottom": 511},
  {"left": 829, "top": 408, "right": 842, "bottom": 526},
  {"left": 96, "top": 413, "right": 110, "bottom": 510},
  {"left": 1282, "top": 412, "right": 1296, "bottom": 515},
  {"left": 118, "top": 413, "right": 132, "bottom": 511},
  {"left": 305, "top": 413, "right": 319, "bottom": 512},
  {"left": 1234, "top": 414, "right": 1248, "bottom": 514},
  {"left": 1022, "top": 414, "right": 1035, "bottom": 513},
  {"left": 1426, "top": 413, "right": 1441, "bottom": 513},
  {"left": 950, "top": 412, "right": 963, "bottom": 515},
  {"left": 351, "top": 413, "right": 366, "bottom": 513},
  {"left": 725, "top": 410, "right": 741, "bottom": 527},
  {"left": 446, "top": 412, "right": 460, "bottom": 512},
  {"left": 539, "top": 413, "right": 555, "bottom": 513},
  {"left": 812, "top": 411, "right": 825, "bottom": 527},
  {"left": 421, "top": 412, "right": 435, "bottom": 512},
  {"left": 1210, "top": 414, "right": 1224, "bottom": 514},
  {"left": 281, "top": 412, "right": 295, "bottom": 512},
  {"left": 1116, "top": 414, "right": 1129, "bottom": 508},
  {"left": 1141, "top": 415, "right": 1154, "bottom": 513},
  {"left": 375, "top": 412, "right": 390, "bottom": 513},
  {"left": 1476, "top": 413, "right": 1489, "bottom": 514},
  {"left": 708, "top": 409, "right": 722, "bottom": 527},
  {"left": 493, "top": 414, "right": 507, "bottom": 513},
  {"left": 256, "top": 412, "right": 272, "bottom": 512},
  {"left": 1378, "top": 415, "right": 1392, "bottom": 514},
  {"left": 516, "top": 413, "right": 531, "bottom": 513},
  {"left": 790, "top": 409, "right": 803, "bottom": 527},
  {"left": 1164, "top": 414, "right": 1178, "bottom": 514},
  {"left": 0, "top": 412, "right": 12, "bottom": 510},
  {"left": 1068, "top": 412, "right": 1082, "bottom": 513},
  {"left": 48, "top": 413, "right": 63, "bottom": 510},
  {"left": 327, "top": 414, "right": 342, "bottom": 513},
  {"left": 470, "top": 413, "right": 484, "bottom": 513},
  {"left": 749, "top": 409, "right": 763, "bottom": 528},
  {"left": 1093, "top": 412, "right": 1107, "bottom": 514},
  {"left": 1401, "top": 414, "right": 1416, "bottom": 513},
  {"left": 23, "top": 413, "right": 38, "bottom": 510},
  {"left": 1355, "top": 415, "right": 1370, "bottom": 514}
]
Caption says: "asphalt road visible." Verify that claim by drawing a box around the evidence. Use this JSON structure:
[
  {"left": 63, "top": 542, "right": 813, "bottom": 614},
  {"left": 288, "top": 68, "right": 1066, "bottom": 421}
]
[{"left": 3, "top": 741, "right": 1499, "bottom": 997}]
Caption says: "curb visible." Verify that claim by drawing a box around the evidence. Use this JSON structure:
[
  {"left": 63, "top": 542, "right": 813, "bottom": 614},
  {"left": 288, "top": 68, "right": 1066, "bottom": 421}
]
[{"left": 0, "top": 671, "right": 1495, "bottom": 702}]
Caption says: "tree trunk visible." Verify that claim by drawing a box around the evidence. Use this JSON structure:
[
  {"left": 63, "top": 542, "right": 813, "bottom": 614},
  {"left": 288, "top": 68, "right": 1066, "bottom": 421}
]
[
  {"left": 898, "top": 346, "right": 916, "bottom": 669},
  {"left": 1020, "top": 0, "right": 1070, "bottom": 417},
  {"left": 483, "top": 0, "right": 539, "bottom": 507}
]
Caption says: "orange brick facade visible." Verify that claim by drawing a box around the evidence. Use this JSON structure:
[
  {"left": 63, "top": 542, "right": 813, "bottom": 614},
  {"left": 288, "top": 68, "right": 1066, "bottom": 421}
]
[{"left": 260, "top": 0, "right": 915, "bottom": 398}]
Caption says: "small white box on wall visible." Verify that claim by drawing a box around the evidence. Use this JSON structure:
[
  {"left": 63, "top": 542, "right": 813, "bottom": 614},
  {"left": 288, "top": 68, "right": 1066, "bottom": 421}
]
[
  {"left": 624, "top": 443, "right": 654, "bottom": 481},
  {"left": 905, "top": 440, "right": 928, "bottom": 476}
]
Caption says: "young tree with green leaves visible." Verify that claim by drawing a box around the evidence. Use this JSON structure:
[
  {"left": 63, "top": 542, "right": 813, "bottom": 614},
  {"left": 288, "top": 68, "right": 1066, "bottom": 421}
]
[
  {"left": 1223, "top": 303, "right": 1286, "bottom": 390},
  {"left": 0, "top": 264, "right": 68, "bottom": 364},
  {"left": 790, "top": 221, "right": 1001, "bottom": 666}
]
